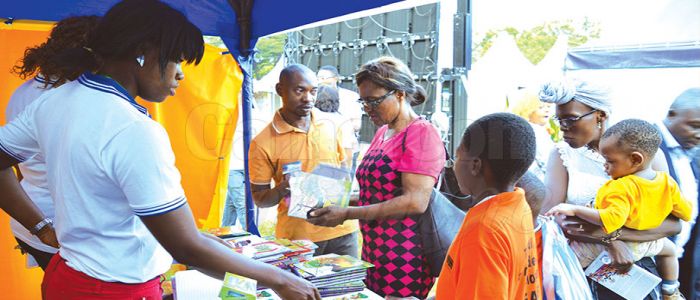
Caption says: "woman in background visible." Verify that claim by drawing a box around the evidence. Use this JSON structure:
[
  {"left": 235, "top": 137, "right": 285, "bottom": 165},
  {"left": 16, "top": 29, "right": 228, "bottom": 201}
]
[
  {"left": 315, "top": 84, "right": 358, "bottom": 168},
  {"left": 509, "top": 88, "right": 554, "bottom": 180},
  {"left": 6, "top": 15, "right": 100, "bottom": 270}
]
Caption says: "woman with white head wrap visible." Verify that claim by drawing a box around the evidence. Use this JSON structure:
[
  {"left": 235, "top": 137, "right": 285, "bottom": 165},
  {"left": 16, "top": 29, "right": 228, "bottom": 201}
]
[
  {"left": 539, "top": 80, "right": 612, "bottom": 115},
  {"left": 539, "top": 79, "right": 681, "bottom": 300}
]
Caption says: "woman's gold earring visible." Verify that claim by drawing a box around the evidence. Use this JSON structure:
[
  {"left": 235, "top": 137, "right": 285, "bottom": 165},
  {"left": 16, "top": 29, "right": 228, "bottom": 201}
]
[{"left": 597, "top": 121, "right": 602, "bottom": 129}]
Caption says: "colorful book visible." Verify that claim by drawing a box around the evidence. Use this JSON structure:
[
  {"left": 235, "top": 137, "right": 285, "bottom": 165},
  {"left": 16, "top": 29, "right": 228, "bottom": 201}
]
[
  {"left": 160, "top": 264, "right": 188, "bottom": 296},
  {"left": 219, "top": 272, "right": 257, "bottom": 300},
  {"left": 293, "top": 254, "right": 373, "bottom": 279},
  {"left": 288, "top": 164, "right": 352, "bottom": 219},
  {"left": 584, "top": 251, "right": 661, "bottom": 299},
  {"left": 256, "top": 289, "right": 282, "bottom": 300},
  {"left": 204, "top": 226, "right": 250, "bottom": 239}
]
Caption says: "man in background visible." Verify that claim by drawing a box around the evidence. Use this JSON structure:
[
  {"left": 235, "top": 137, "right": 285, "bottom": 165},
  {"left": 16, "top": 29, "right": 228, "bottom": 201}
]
[{"left": 658, "top": 88, "right": 700, "bottom": 299}]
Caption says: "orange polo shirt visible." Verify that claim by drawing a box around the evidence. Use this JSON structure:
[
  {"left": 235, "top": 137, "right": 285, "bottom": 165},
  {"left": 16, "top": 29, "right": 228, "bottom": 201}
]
[
  {"left": 435, "top": 188, "right": 542, "bottom": 300},
  {"left": 248, "top": 109, "right": 358, "bottom": 242}
]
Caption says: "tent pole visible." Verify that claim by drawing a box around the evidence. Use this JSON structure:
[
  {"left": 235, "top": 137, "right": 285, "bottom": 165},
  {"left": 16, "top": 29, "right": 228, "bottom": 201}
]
[
  {"left": 228, "top": 0, "right": 260, "bottom": 235},
  {"left": 237, "top": 54, "right": 260, "bottom": 236}
]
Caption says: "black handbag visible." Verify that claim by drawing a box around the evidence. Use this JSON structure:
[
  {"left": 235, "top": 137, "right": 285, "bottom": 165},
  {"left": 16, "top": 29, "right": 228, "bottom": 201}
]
[
  {"left": 419, "top": 188, "right": 466, "bottom": 277},
  {"left": 400, "top": 122, "right": 467, "bottom": 277}
]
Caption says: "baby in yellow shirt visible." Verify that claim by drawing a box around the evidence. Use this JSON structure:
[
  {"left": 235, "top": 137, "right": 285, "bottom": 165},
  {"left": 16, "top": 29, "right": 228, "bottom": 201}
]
[{"left": 547, "top": 119, "right": 692, "bottom": 298}]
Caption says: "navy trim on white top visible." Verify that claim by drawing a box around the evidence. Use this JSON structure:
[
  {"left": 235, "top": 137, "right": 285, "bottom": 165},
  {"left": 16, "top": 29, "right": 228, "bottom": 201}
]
[
  {"left": 133, "top": 196, "right": 187, "bottom": 216},
  {"left": 77, "top": 73, "right": 150, "bottom": 117},
  {"left": 0, "top": 140, "right": 26, "bottom": 162},
  {"left": 33, "top": 74, "right": 57, "bottom": 86}
]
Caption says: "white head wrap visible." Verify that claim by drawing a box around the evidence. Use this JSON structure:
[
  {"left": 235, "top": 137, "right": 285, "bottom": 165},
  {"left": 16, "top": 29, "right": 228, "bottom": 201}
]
[{"left": 538, "top": 79, "right": 612, "bottom": 115}]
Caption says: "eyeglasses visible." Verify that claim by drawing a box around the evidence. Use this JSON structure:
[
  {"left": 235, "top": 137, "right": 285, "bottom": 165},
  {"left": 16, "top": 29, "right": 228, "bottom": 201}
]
[
  {"left": 357, "top": 90, "right": 395, "bottom": 109},
  {"left": 553, "top": 109, "right": 598, "bottom": 128}
]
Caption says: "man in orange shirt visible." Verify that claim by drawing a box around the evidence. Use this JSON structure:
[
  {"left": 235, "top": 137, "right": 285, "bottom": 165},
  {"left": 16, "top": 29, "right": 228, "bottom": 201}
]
[
  {"left": 248, "top": 64, "right": 359, "bottom": 257},
  {"left": 436, "top": 113, "right": 542, "bottom": 300}
]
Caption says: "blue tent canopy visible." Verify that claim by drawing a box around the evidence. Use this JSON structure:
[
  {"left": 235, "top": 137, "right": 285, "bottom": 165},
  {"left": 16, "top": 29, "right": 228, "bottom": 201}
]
[
  {"left": 3, "top": 0, "right": 405, "bottom": 55},
  {"left": 566, "top": 42, "right": 700, "bottom": 70},
  {"left": 2, "top": 0, "right": 407, "bottom": 234}
]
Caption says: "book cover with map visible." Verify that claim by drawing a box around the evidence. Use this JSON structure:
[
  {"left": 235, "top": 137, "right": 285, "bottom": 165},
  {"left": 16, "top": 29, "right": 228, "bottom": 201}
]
[{"left": 288, "top": 164, "right": 352, "bottom": 219}]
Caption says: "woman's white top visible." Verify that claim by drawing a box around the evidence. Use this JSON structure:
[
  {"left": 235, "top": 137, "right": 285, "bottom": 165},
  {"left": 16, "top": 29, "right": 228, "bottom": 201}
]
[
  {"left": 555, "top": 142, "right": 610, "bottom": 206},
  {"left": 529, "top": 122, "right": 554, "bottom": 180},
  {"left": 5, "top": 76, "right": 59, "bottom": 255}
]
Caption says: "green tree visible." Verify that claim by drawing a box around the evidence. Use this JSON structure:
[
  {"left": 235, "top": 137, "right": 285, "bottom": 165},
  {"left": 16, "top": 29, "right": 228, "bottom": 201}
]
[
  {"left": 202, "top": 35, "right": 286, "bottom": 80},
  {"left": 253, "top": 34, "right": 286, "bottom": 79},
  {"left": 473, "top": 19, "right": 601, "bottom": 65},
  {"left": 203, "top": 36, "right": 226, "bottom": 48}
]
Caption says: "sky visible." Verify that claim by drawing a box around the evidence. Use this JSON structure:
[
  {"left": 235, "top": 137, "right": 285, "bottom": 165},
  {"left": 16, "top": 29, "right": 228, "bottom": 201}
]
[
  {"left": 471, "top": 0, "right": 700, "bottom": 45},
  {"left": 465, "top": 0, "right": 700, "bottom": 124}
]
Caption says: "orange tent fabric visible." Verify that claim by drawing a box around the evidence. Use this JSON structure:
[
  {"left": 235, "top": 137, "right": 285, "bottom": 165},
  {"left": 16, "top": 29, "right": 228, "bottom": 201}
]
[
  {"left": 0, "top": 23, "right": 241, "bottom": 298},
  {"left": 0, "top": 22, "right": 53, "bottom": 300}
]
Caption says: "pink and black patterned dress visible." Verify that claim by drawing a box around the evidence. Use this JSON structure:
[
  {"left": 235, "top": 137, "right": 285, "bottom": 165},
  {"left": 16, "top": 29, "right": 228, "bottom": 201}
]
[{"left": 356, "top": 118, "right": 445, "bottom": 298}]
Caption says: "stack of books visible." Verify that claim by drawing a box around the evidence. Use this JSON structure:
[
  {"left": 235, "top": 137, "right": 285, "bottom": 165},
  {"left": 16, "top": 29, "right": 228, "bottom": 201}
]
[
  {"left": 204, "top": 226, "right": 250, "bottom": 239},
  {"left": 292, "top": 254, "right": 374, "bottom": 297},
  {"left": 165, "top": 226, "right": 376, "bottom": 298},
  {"left": 223, "top": 233, "right": 317, "bottom": 266}
]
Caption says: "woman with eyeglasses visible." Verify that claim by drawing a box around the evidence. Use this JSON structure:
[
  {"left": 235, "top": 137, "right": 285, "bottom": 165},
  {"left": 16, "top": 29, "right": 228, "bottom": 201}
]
[
  {"left": 308, "top": 57, "right": 445, "bottom": 298},
  {"left": 538, "top": 79, "right": 681, "bottom": 300}
]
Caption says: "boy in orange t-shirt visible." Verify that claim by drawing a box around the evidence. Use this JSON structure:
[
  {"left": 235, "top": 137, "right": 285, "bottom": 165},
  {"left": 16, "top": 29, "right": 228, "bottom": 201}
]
[{"left": 436, "top": 113, "right": 542, "bottom": 300}]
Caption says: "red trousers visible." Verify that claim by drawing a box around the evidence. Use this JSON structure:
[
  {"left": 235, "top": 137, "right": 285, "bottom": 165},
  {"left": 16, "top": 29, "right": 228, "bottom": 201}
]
[{"left": 42, "top": 254, "right": 162, "bottom": 299}]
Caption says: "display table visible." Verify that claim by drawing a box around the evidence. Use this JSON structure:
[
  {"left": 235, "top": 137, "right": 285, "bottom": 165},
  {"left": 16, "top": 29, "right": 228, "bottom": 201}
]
[{"left": 172, "top": 270, "right": 382, "bottom": 300}]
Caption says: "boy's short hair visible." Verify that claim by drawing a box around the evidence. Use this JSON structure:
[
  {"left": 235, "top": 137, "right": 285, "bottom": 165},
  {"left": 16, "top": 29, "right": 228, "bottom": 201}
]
[
  {"left": 460, "top": 112, "right": 536, "bottom": 185},
  {"left": 602, "top": 119, "right": 661, "bottom": 158},
  {"left": 515, "top": 171, "right": 547, "bottom": 220}
]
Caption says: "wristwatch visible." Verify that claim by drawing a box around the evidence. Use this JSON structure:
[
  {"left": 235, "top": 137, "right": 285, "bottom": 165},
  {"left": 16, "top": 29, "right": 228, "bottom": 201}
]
[
  {"left": 30, "top": 218, "right": 53, "bottom": 235},
  {"left": 601, "top": 229, "right": 622, "bottom": 245}
]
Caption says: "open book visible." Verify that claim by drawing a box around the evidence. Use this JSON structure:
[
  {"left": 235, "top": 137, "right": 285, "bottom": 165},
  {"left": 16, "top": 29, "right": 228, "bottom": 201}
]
[
  {"left": 584, "top": 251, "right": 661, "bottom": 299},
  {"left": 288, "top": 164, "right": 352, "bottom": 219},
  {"left": 172, "top": 270, "right": 283, "bottom": 300}
]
